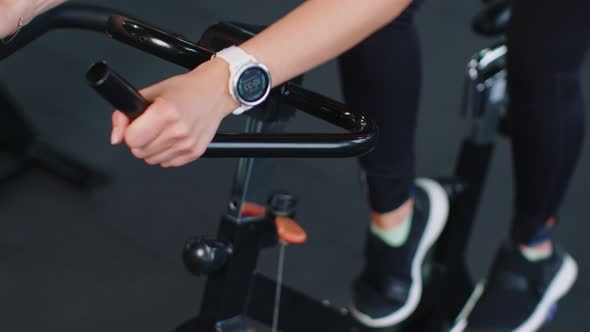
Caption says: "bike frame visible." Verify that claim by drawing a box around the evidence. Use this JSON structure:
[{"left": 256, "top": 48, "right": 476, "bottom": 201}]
[
  {"left": 177, "top": 26, "right": 510, "bottom": 332},
  {"left": 1, "top": 4, "right": 510, "bottom": 331}
]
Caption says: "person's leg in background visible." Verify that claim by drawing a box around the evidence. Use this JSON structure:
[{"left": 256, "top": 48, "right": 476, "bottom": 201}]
[
  {"left": 339, "top": 0, "right": 449, "bottom": 327},
  {"left": 453, "top": 0, "right": 590, "bottom": 331}
]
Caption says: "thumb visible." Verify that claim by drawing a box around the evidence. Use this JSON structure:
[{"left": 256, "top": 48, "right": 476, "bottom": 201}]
[{"left": 111, "top": 110, "right": 130, "bottom": 145}]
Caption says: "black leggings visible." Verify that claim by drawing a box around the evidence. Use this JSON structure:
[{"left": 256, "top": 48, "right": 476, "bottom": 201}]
[
  {"left": 339, "top": 0, "right": 423, "bottom": 214},
  {"left": 339, "top": 0, "right": 589, "bottom": 245}
]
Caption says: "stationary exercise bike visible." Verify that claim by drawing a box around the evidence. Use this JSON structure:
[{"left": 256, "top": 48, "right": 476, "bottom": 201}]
[{"left": 0, "top": 2, "right": 511, "bottom": 331}]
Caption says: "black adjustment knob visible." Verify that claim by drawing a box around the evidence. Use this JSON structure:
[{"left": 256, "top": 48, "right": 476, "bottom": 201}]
[
  {"left": 182, "top": 237, "right": 231, "bottom": 276},
  {"left": 267, "top": 192, "right": 297, "bottom": 217}
]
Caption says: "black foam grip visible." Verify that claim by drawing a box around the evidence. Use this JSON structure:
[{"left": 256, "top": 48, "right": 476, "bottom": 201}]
[{"left": 86, "top": 61, "right": 150, "bottom": 120}]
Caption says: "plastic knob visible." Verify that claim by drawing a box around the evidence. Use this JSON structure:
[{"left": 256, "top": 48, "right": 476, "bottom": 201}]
[
  {"left": 182, "top": 237, "right": 231, "bottom": 276},
  {"left": 275, "top": 216, "right": 307, "bottom": 244},
  {"left": 267, "top": 192, "right": 297, "bottom": 217}
]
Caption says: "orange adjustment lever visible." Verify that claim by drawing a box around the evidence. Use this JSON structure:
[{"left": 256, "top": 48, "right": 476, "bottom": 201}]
[
  {"left": 275, "top": 216, "right": 307, "bottom": 244},
  {"left": 240, "top": 202, "right": 266, "bottom": 217}
]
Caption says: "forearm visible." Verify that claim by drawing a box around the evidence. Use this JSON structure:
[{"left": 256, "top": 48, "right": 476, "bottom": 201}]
[
  {"left": 240, "top": 0, "right": 412, "bottom": 86},
  {"left": 112, "top": 0, "right": 413, "bottom": 166}
]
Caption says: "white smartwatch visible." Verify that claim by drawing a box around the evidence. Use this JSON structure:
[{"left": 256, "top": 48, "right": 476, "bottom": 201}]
[{"left": 214, "top": 46, "right": 272, "bottom": 115}]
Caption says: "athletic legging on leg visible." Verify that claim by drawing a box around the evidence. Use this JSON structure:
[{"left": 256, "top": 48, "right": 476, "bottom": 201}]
[
  {"left": 339, "top": 0, "right": 588, "bottom": 245},
  {"left": 339, "top": 0, "right": 423, "bottom": 214},
  {"left": 508, "top": 0, "right": 590, "bottom": 245}
]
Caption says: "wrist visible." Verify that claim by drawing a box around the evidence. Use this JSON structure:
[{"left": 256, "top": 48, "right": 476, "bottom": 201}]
[
  {"left": 193, "top": 57, "right": 240, "bottom": 117},
  {"left": 214, "top": 46, "right": 273, "bottom": 115}
]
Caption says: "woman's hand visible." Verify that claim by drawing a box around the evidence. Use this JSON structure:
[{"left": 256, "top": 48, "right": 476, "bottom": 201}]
[
  {"left": 110, "top": 58, "right": 239, "bottom": 168},
  {"left": 0, "top": 0, "right": 65, "bottom": 38},
  {"left": 0, "top": 0, "right": 27, "bottom": 38}
]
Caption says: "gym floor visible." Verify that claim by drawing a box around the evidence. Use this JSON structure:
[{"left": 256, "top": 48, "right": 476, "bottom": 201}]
[{"left": 1, "top": 0, "right": 588, "bottom": 331}]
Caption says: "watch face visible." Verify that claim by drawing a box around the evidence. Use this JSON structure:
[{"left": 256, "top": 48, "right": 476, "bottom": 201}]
[{"left": 236, "top": 66, "right": 270, "bottom": 104}]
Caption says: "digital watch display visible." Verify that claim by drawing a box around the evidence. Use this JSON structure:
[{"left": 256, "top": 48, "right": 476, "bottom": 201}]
[{"left": 234, "top": 63, "right": 271, "bottom": 107}]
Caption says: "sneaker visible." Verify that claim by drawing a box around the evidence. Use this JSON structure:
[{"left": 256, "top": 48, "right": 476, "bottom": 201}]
[
  {"left": 350, "top": 178, "right": 450, "bottom": 328},
  {"left": 450, "top": 242, "right": 578, "bottom": 332}
]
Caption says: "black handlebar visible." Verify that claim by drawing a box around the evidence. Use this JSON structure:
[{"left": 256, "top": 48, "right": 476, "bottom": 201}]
[
  {"left": 86, "top": 62, "right": 149, "bottom": 121},
  {"left": 0, "top": 4, "right": 116, "bottom": 60},
  {"left": 1, "top": 4, "right": 377, "bottom": 158}
]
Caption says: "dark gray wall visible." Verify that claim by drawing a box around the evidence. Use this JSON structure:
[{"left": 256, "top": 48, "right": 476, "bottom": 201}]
[{"left": 0, "top": 1, "right": 588, "bottom": 331}]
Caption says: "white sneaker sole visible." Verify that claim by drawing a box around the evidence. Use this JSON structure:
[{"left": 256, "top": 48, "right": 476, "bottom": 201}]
[
  {"left": 350, "top": 178, "right": 450, "bottom": 328},
  {"left": 450, "top": 254, "right": 578, "bottom": 332}
]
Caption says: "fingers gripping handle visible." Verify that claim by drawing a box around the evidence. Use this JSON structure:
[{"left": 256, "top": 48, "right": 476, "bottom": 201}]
[{"left": 86, "top": 61, "right": 149, "bottom": 121}]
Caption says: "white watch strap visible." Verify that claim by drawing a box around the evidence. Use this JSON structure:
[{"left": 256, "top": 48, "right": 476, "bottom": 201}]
[
  {"left": 215, "top": 46, "right": 257, "bottom": 115},
  {"left": 216, "top": 46, "right": 256, "bottom": 72},
  {"left": 232, "top": 106, "right": 250, "bottom": 115}
]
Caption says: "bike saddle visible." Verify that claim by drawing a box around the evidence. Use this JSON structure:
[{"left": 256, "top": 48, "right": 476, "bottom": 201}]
[{"left": 472, "top": 0, "right": 511, "bottom": 37}]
